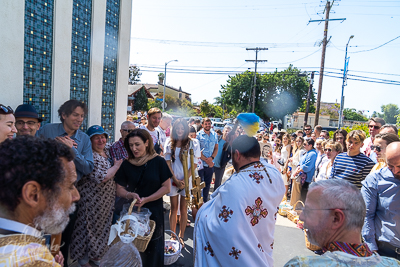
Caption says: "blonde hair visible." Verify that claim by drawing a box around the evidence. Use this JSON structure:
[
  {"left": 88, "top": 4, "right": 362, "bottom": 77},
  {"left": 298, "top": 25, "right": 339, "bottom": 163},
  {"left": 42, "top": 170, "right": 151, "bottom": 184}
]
[
  {"left": 325, "top": 140, "right": 343, "bottom": 153},
  {"left": 347, "top": 130, "right": 366, "bottom": 143}
]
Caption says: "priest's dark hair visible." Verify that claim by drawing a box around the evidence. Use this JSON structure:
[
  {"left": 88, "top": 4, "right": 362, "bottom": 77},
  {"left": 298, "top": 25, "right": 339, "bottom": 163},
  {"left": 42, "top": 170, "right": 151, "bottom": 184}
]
[
  {"left": 0, "top": 135, "right": 74, "bottom": 212},
  {"left": 231, "top": 135, "right": 261, "bottom": 159}
]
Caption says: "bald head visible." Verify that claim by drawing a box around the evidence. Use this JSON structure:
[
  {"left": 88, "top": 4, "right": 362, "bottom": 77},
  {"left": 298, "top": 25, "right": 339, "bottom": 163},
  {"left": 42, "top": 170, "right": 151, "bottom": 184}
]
[
  {"left": 386, "top": 142, "right": 400, "bottom": 179},
  {"left": 120, "top": 121, "right": 136, "bottom": 141}
]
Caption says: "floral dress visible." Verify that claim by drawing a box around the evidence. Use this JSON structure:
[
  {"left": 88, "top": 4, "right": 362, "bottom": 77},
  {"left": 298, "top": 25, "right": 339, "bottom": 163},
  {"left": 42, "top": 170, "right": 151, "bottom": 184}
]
[{"left": 70, "top": 147, "right": 116, "bottom": 261}]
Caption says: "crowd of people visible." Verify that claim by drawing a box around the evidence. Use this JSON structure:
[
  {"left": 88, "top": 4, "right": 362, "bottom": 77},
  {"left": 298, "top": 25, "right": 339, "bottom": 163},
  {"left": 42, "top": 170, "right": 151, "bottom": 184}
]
[{"left": 0, "top": 101, "right": 399, "bottom": 266}]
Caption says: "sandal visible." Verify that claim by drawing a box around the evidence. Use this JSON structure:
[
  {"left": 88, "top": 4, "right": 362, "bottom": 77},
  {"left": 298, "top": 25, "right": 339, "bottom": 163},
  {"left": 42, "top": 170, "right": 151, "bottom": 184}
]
[{"left": 179, "top": 236, "right": 185, "bottom": 248}]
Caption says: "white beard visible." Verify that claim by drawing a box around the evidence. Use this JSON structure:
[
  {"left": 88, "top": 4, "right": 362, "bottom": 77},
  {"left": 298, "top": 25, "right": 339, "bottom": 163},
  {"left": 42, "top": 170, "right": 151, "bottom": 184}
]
[{"left": 34, "top": 202, "right": 76, "bottom": 234}]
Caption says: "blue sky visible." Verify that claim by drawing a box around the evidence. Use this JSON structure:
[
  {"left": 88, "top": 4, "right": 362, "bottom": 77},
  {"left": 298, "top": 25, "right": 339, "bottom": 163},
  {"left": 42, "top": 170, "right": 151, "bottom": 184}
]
[{"left": 129, "top": 0, "right": 400, "bottom": 116}]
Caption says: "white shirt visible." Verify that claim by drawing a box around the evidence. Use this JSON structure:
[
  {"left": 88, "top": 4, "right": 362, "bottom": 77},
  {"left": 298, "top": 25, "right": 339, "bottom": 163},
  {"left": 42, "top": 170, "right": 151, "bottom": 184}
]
[{"left": 140, "top": 125, "right": 159, "bottom": 146}]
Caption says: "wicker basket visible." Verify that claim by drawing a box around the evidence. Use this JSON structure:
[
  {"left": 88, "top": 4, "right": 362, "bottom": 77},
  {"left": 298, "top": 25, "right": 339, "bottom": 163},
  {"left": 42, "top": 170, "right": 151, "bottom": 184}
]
[
  {"left": 304, "top": 231, "right": 321, "bottom": 251},
  {"left": 111, "top": 199, "right": 156, "bottom": 252},
  {"left": 164, "top": 230, "right": 181, "bottom": 265},
  {"left": 287, "top": 200, "right": 304, "bottom": 223},
  {"left": 278, "top": 201, "right": 292, "bottom": 217}
]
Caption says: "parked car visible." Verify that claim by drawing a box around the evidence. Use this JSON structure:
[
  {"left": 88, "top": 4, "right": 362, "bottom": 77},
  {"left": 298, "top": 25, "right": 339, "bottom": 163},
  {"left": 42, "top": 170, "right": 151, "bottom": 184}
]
[
  {"left": 210, "top": 118, "right": 222, "bottom": 123},
  {"left": 272, "top": 121, "right": 279, "bottom": 127},
  {"left": 223, "top": 118, "right": 233, "bottom": 124},
  {"left": 212, "top": 122, "right": 225, "bottom": 132},
  {"left": 190, "top": 116, "right": 202, "bottom": 122}
]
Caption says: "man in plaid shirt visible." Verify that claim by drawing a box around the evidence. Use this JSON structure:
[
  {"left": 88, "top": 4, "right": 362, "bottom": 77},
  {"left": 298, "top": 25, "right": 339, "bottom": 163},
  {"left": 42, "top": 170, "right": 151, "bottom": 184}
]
[{"left": 110, "top": 121, "right": 136, "bottom": 160}]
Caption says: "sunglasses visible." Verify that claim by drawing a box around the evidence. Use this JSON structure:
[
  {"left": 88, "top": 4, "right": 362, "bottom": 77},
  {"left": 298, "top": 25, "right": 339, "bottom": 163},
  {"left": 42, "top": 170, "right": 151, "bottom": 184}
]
[
  {"left": 304, "top": 128, "right": 311, "bottom": 131},
  {"left": 122, "top": 129, "right": 135, "bottom": 133},
  {"left": 370, "top": 145, "right": 382, "bottom": 152},
  {"left": 263, "top": 138, "right": 269, "bottom": 141},
  {"left": 0, "top": 104, "right": 13, "bottom": 114},
  {"left": 368, "top": 125, "right": 380, "bottom": 130},
  {"left": 324, "top": 148, "right": 333, "bottom": 152}
]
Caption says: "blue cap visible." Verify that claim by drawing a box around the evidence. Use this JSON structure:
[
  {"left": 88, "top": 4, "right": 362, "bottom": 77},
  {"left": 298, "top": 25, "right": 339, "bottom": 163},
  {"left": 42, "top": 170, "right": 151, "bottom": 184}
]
[{"left": 86, "top": 125, "right": 108, "bottom": 139}]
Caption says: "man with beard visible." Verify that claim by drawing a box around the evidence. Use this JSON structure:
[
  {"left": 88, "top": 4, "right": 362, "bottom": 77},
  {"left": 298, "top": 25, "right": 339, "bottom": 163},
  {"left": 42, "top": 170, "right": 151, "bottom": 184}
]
[
  {"left": 361, "top": 117, "right": 385, "bottom": 163},
  {"left": 0, "top": 136, "right": 80, "bottom": 266},
  {"left": 194, "top": 135, "right": 285, "bottom": 267},
  {"left": 284, "top": 179, "right": 400, "bottom": 266},
  {"left": 140, "top": 107, "right": 163, "bottom": 154},
  {"left": 362, "top": 142, "right": 400, "bottom": 259}
]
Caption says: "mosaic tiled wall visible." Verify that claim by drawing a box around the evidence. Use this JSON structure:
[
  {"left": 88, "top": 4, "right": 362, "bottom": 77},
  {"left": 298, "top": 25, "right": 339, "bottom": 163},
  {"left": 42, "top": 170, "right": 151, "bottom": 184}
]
[
  {"left": 23, "top": 0, "right": 54, "bottom": 124},
  {"left": 70, "top": 0, "right": 92, "bottom": 131},
  {"left": 101, "top": 0, "right": 120, "bottom": 142}
]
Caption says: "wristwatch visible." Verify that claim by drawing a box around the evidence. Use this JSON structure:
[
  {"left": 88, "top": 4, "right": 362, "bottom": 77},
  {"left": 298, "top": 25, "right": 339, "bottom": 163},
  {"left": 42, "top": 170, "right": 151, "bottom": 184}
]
[{"left": 211, "top": 156, "right": 215, "bottom": 160}]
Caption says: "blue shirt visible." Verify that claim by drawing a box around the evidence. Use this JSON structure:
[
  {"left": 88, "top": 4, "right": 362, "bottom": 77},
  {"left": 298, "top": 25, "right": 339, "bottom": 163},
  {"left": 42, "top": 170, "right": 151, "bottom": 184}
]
[
  {"left": 361, "top": 167, "right": 400, "bottom": 251},
  {"left": 299, "top": 149, "right": 317, "bottom": 183},
  {"left": 196, "top": 129, "right": 218, "bottom": 167},
  {"left": 330, "top": 152, "right": 375, "bottom": 189},
  {"left": 38, "top": 123, "right": 94, "bottom": 181},
  {"left": 213, "top": 138, "right": 226, "bottom": 168}
]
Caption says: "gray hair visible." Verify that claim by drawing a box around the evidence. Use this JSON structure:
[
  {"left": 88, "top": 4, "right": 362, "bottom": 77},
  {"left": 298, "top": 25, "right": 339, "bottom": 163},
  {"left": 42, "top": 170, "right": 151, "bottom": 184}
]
[
  {"left": 121, "top": 121, "right": 135, "bottom": 129},
  {"left": 309, "top": 179, "right": 366, "bottom": 231},
  {"left": 161, "top": 113, "right": 173, "bottom": 121},
  {"left": 224, "top": 125, "right": 232, "bottom": 131}
]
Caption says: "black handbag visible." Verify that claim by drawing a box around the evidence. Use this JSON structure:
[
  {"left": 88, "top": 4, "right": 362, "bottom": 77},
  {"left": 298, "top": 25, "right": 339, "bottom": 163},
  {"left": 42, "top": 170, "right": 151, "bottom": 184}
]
[{"left": 154, "top": 131, "right": 162, "bottom": 154}]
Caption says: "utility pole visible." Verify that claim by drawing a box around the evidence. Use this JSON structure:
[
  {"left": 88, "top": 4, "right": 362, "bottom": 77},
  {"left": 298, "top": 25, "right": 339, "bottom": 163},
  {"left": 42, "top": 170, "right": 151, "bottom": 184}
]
[
  {"left": 309, "top": 1, "right": 345, "bottom": 125},
  {"left": 245, "top": 48, "right": 268, "bottom": 113},
  {"left": 338, "top": 35, "right": 354, "bottom": 129},
  {"left": 304, "top": 71, "right": 315, "bottom": 127}
]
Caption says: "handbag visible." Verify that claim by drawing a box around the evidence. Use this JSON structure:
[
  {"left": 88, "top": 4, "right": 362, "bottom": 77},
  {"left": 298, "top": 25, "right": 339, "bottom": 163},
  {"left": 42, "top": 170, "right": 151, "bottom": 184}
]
[
  {"left": 114, "top": 163, "right": 148, "bottom": 215},
  {"left": 277, "top": 158, "right": 285, "bottom": 166},
  {"left": 154, "top": 131, "right": 162, "bottom": 154},
  {"left": 295, "top": 172, "right": 307, "bottom": 185}
]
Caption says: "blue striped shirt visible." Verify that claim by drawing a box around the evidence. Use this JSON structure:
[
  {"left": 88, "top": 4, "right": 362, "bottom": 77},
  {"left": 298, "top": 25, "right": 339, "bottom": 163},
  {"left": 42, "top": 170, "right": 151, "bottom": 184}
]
[{"left": 330, "top": 152, "right": 375, "bottom": 189}]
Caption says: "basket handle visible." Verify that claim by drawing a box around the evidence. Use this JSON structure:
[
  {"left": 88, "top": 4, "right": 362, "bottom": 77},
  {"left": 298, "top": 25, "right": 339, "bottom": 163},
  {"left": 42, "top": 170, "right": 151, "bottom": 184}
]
[
  {"left": 126, "top": 199, "right": 138, "bottom": 232},
  {"left": 293, "top": 200, "right": 305, "bottom": 211},
  {"left": 165, "top": 229, "right": 182, "bottom": 251},
  {"left": 118, "top": 215, "right": 139, "bottom": 243}
]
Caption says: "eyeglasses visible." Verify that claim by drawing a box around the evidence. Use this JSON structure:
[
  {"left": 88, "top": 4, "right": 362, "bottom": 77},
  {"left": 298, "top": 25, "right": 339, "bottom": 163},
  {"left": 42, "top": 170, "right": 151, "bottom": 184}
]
[
  {"left": 324, "top": 148, "right": 333, "bottom": 152},
  {"left": 15, "top": 120, "right": 37, "bottom": 127},
  {"left": 304, "top": 128, "right": 311, "bottom": 131},
  {"left": 370, "top": 145, "right": 382, "bottom": 152},
  {"left": 0, "top": 105, "right": 13, "bottom": 114},
  {"left": 368, "top": 125, "right": 380, "bottom": 130},
  {"left": 122, "top": 129, "right": 135, "bottom": 133}
]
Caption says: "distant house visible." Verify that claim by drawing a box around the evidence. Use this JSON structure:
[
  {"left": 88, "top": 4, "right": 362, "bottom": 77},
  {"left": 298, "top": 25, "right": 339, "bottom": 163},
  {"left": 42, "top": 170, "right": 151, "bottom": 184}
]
[
  {"left": 136, "top": 82, "right": 191, "bottom": 102},
  {"left": 127, "top": 84, "right": 154, "bottom": 111}
]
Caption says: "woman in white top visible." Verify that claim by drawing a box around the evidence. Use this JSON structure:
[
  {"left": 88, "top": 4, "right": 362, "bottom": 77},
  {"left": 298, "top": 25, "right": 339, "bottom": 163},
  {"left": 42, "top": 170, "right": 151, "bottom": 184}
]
[
  {"left": 315, "top": 140, "right": 343, "bottom": 182},
  {"left": 271, "top": 134, "right": 282, "bottom": 171},
  {"left": 165, "top": 119, "right": 200, "bottom": 247},
  {"left": 280, "top": 133, "right": 292, "bottom": 196},
  {"left": 288, "top": 136, "right": 306, "bottom": 206}
]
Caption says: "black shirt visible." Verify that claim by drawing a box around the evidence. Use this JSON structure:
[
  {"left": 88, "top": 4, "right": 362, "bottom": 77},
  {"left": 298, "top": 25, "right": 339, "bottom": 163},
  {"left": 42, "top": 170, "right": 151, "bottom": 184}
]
[{"left": 115, "top": 155, "right": 172, "bottom": 208}]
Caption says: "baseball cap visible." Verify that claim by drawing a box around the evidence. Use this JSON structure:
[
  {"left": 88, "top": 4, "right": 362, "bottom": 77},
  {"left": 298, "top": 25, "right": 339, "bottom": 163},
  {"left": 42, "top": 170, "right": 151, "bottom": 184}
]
[{"left": 86, "top": 125, "right": 108, "bottom": 139}]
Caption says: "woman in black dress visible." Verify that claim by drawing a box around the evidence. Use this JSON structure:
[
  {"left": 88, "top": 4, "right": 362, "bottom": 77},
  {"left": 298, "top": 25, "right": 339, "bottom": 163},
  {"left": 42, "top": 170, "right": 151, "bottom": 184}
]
[{"left": 115, "top": 129, "right": 172, "bottom": 266}]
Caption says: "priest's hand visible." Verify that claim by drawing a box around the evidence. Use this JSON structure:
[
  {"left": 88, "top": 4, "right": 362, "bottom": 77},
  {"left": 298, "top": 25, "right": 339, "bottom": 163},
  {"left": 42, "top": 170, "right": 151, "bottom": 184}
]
[{"left": 54, "top": 251, "right": 64, "bottom": 266}]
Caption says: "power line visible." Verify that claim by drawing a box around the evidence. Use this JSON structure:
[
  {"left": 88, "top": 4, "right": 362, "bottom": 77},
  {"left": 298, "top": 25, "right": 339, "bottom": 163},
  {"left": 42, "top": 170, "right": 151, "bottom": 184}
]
[{"left": 350, "top": 35, "right": 400, "bottom": 53}]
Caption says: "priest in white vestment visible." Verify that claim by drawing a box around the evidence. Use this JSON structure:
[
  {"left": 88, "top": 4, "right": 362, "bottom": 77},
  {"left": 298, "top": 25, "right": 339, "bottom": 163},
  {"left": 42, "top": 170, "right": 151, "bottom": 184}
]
[{"left": 194, "top": 135, "right": 285, "bottom": 266}]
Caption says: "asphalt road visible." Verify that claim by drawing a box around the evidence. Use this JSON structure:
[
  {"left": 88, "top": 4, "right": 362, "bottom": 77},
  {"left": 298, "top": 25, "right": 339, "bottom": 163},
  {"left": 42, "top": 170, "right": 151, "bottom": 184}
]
[{"left": 163, "top": 199, "right": 315, "bottom": 267}]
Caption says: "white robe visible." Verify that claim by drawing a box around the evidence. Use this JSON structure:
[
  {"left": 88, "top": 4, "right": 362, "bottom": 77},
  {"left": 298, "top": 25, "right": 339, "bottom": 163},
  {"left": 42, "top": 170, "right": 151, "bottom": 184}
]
[{"left": 194, "top": 161, "right": 285, "bottom": 267}]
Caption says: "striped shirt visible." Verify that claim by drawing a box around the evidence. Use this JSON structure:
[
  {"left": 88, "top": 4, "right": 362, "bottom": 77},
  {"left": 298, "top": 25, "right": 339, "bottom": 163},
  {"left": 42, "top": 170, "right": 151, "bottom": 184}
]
[{"left": 330, "top": 152, "right": 375, "bottom": 189}]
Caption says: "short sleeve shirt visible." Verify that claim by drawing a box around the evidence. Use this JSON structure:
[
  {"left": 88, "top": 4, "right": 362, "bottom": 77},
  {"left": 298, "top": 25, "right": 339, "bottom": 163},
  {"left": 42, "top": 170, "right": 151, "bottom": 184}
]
[
  {"left": 196, "top": 129, "right": 218, "bottom": 167},
  {"left": 114, "top": 156, "right": 172, "bottom": 207},
  {"left": 140, "top": 125, "right": 159, "bottom": 146}
]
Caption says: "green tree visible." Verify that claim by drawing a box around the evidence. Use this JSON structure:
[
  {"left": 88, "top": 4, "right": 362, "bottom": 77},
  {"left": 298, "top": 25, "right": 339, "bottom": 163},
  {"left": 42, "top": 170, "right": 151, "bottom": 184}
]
[
  {"left": 134, "top": 87, "right": 148, "bottom": 111},
  {"left": 343, "top": 108, "right": 368, "bottom": 121},
  {"left": 299, "top": 99, "right": 316, "bottom": 114},
  {"left": 381, "top": 104, "right": 400, "bottom": 124},
  {"left": 147, "top": 99, "right": 162, "bottom": 110},
  {"left": 200, "top": 100, "right": 212, "bottom": 117},
  {"left": 220, "top": 65, "right": 311, "bottom": 121},
  {"left": 158, "top": 73, "right": 164, "bottom": 84},
  {"left": 129, "top": 65, "right": 141, "bottom": 84}
]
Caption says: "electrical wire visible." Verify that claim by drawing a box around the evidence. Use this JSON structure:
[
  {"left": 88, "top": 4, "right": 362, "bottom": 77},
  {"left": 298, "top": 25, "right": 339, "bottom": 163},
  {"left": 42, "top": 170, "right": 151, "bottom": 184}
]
[{"left": 350, "top": 35, "right": 400, "bottom": 53}]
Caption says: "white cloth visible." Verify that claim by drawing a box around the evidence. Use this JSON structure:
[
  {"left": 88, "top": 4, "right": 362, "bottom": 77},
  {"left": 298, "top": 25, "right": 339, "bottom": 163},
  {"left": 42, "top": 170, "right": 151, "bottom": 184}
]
[
  {"left": 0, "top": 218, "right": 42, "bottom": 238},
  {"left": 194, "top": 161, "right": 285, "bottom": 267},
  {"left": 280, "top": 145, "right": 291, "bottom": 186},
  {"left": 164, "top": 138, "right": 201, "bottom": 197}
]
